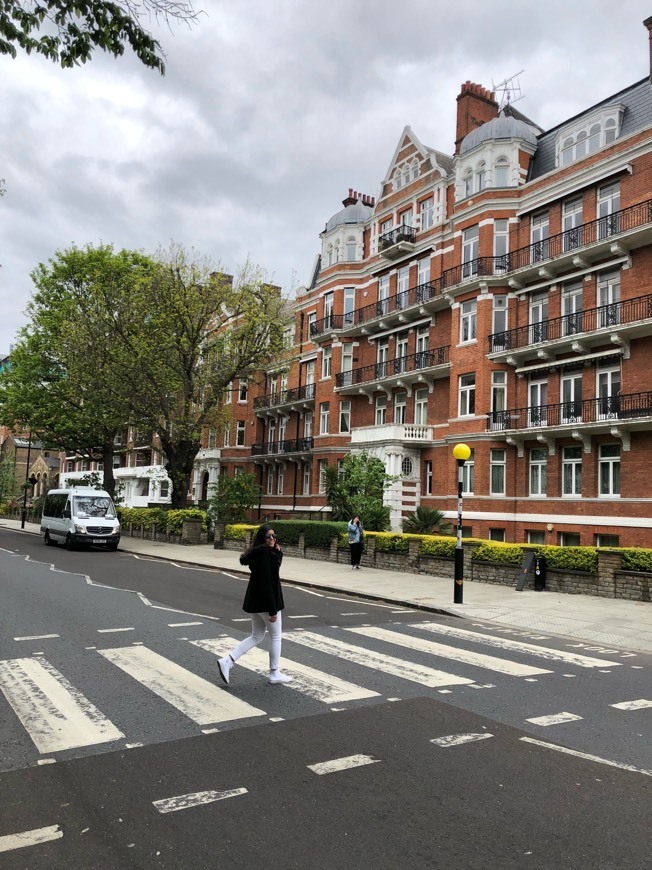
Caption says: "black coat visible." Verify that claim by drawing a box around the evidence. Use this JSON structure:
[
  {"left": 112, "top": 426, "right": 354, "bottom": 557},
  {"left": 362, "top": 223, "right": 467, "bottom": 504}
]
[{"left": 239, "top": 544, "right": 285, "bottom": 616}]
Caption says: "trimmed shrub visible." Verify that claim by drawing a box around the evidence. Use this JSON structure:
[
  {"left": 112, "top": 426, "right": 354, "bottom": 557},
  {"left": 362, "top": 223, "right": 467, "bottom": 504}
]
[
  {"left": 419, "top": 536, "right": 457, "bottom": 558},
  {"left": 372, "top": 533, "right": 409, "bottom": 553},
  {"left": 615, "top": 548, "right": 652, "bottom": 573},
  {"left": 538, "top": 545, "right": 597, "bottom": 572},
  {"left": 225, "top": 523, "right": 256, "bottom": 541},
  {"left": 272, "top": 520, "right": 348, "bottom": 548},
  {"left": 116, "top": 506, "right": 207, "bottom": 534},
  {"left": 472, "top": 541, "right": 524, "bottom": 565},
  {"left": 165, "top": 509, "right": 207, "bottom": 534}
]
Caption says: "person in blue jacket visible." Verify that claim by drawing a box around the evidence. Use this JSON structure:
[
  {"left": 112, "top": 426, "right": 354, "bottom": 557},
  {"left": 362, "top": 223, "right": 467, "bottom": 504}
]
[
  {"left": 217, "top": 523, "right": 293, "bottom": 686},
  {"left": 347, "top": 515, "right": 364, "bottom": 570}
]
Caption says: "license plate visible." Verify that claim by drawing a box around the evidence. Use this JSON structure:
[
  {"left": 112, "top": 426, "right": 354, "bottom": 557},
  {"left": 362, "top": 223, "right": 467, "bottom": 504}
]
[{"left": 92, "top": 539, "right": 105, "bottom": 544}]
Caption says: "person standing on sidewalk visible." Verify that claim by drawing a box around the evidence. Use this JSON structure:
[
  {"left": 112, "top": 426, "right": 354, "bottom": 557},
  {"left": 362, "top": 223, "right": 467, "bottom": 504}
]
[
  {"left": 347, "top": 515, "right": 364, "bottom": 570},
  {"left": 217, "top": 524, "right": 293, "bottom": 686}
]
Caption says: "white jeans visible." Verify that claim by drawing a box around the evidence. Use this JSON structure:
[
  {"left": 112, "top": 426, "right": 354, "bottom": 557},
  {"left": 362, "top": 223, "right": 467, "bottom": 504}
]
[{"left": 228, "top": 612, "right": 283, "bottom": 671}]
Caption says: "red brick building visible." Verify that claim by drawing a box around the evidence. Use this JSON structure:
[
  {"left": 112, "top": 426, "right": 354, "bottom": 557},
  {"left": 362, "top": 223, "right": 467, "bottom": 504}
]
[{"left": 203, "top": 17, "right": 652, "bottom": 548}]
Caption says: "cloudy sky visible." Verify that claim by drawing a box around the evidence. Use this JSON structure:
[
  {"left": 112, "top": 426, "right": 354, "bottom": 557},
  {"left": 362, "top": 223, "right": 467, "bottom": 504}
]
[{"left": 1, "top": 0, "right": 651, "bottom": 352}]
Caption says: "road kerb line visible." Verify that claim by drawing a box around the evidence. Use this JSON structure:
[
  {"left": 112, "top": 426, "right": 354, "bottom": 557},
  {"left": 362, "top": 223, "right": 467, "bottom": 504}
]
[{"left": 520, "top": 737, "right": 652, "bottom": 776}]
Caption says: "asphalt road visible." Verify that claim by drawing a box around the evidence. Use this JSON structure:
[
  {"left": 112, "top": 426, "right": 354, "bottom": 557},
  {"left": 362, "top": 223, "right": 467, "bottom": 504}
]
[{"left": 1, "top": 528, "right": 650, "bottom": 868}]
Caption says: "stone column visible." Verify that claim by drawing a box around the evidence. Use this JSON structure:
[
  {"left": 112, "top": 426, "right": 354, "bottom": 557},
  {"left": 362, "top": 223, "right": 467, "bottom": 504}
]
[
  {"left": 181, "top": 517, "right": 203, "bottom": 545},
  {"left": 596, "top": 549, "right": 621, "bottom": 598},
  {"left": 213, "top": 521, "right": 226, "bottom": 550}
]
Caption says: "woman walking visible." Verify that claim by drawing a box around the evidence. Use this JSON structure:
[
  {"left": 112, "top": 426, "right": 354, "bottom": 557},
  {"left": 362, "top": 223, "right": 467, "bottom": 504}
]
[
  {"left": 217, "top": 524, "right": 293, "bottom": 686},
  {"left": 347, "top": 515, "right": 364, "bottom": 570}
]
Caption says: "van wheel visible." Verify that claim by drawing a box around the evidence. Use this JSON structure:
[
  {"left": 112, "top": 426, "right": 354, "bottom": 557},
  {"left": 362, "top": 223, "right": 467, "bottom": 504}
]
[
  {"left": 65, "top": 534, "right": 76, "bottom": 551},
  {"left": 44, "top": 530, "right": 57, "bottom": 547}
]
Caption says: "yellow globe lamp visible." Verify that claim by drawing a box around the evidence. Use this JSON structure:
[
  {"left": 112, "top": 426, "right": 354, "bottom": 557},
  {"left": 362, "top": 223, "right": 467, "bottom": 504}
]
[{"left": 452, "top": 443, "right": 471, "bottom": 463}]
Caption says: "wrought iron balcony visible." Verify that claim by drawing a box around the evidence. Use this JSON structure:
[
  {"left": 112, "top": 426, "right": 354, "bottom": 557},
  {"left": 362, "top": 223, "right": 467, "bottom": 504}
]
[
  {"left": 335, "top": 345, "right": 450, "bottom": 390},
  {"left": 251, "top": 437, "right": 314, "bottom": 457},
  {"left": 487, "top": 293, "right": 652, "bottom": 354},
  {"left": 253, "top": 382, "right": 316, "bottom": 410},
  {"left": 378, "top": 225, "right": 417, "bottom": 259},
  {"left": 487, "top": 390, "right": 652, "bottom": 433}
]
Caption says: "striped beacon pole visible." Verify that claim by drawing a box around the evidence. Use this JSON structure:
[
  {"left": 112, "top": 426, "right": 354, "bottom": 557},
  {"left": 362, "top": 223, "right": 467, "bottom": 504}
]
[{"left": 452, "top": 443, "right": 471, "bottom": 604}]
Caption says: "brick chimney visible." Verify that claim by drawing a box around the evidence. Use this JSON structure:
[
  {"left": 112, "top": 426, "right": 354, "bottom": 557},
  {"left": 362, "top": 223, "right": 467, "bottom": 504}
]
[
  {"left": 455, "top": 81, "right": 499, "bottom": 154},
  {"left": 644, "top": 16, "right": 652, "bottom": 80},
  {"left": 341, "top": 190, "right": 376, "bottom": 208}
]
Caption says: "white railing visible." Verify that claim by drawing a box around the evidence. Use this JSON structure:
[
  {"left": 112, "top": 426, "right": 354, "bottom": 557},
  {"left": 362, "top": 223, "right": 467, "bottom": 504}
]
[{"left": 351, "top": 424, "right": 433, "bottom": 444}]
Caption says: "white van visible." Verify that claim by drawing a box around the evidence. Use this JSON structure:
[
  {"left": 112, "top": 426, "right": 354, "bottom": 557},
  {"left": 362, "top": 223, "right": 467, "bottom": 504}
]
[{"left": 41, "top": 487, "right": 121, "bottom": 551}]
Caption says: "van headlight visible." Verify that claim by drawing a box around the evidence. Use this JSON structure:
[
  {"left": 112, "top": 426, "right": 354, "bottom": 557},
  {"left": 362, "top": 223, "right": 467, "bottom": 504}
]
[
  {"left": 74, "top": 524, "right": 87, "bottom": 534},
  {"left": 114, "top": 523, "right": 121, "bottom": 534}
]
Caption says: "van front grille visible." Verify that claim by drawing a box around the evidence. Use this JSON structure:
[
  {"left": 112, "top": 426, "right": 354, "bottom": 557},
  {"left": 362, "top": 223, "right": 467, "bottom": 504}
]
[{"left": 86, "top": 526, "right": 113, "bottom": 535}]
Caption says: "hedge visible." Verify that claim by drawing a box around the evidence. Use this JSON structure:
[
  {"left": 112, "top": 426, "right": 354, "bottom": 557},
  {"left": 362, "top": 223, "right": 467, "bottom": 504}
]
[{"left": 116, "top": 507, "right": 207, "bottom": 534}]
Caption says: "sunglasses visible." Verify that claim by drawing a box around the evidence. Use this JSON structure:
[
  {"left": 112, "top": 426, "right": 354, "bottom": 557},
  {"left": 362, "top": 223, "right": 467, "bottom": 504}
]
[{"left": 266, "top": 533, "right": 276, "bottom": 539}]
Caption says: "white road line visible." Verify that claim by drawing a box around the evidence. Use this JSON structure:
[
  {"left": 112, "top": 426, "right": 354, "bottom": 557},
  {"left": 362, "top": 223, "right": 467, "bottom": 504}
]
[
  {"left": 340, "top": 612, "right": 368, "bottom": 616},
  {"left": 97, "top": 628, "right": 135, "bottom": 634},
  {"left": 0, "top": 825, "right": 63, "bottom": 854},
  {"left": 348, "top": 627, "right": 552, "bottom": 677},
  {"left": 190, "top": 637, "right": 380, "bottom": 703},
  {"left": 0, "top": 656, "right": 124, "bottom": 753},
  {"left": 430, "top": 733, "right": 494, "bottom": 747},
  {"left": 325, "top": 597, "right": 394, "bottom": 609},
  {"left": 610, "top": 699, "right": 652, "bottom": 711},
  {"left": 526, "top": 712, "right": 583, "bottom": 726},
  {"left": 98, "top": 646, "right": 266, "bottom": 725},
  {"left": 167, "top": 622, "right": 203, "bottom": 627},
  {"left": 14, "top": 634, "right": 60, "bottom": 642},
  {"left": 412, "top": 622, "right": 623, "bottom": 669},
  {"left": 295, "top": 587, "right": 324, "bottom": 597},
  {"left": 286, "top": 614, "right": 318, "bottom": 619},
  {"left": 308, "top": 754, "right": 380, "bottom": 775},
  {"left": 153, "top": 788, "right": 248, "bottom": 813},
  {"left": 520, "top": 737, "right": 652, "bottom": 777},
  {"left": 284, "top": 631, "right": 474, "bottom": 688}
]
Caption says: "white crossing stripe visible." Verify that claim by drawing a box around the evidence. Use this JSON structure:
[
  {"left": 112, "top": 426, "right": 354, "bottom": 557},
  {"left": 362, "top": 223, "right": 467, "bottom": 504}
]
[
  {"left": 610, "top": 699, "right": 652, "bottom": 711},
  {"left": 348, "top": 627, "right": 552, "bottom": 677},
  {"left": 430, "top": 733, "right": 494, "bottom": 747},
  {"left": 98, "top": 646, "right": 265, "bottom": 725},
  {"left": 0, "top": 824, "right": 63, "bottom": 854},
  {"left": 308, "top": 754, "right": 380, "bottom": 775},
  {"left": 190, "top": 637, "right": 380, "bottom": 703},
  {"left": 153, "top": 788, "right": 248, "bottom": 813},
  {"left": 0, "top": 657, "right": 124, "bottom": 753},
  {"left": 526, "top": 711, "right": 583, "bottom": 726},
  {"left": 14, "top": 634, "right": 60, "bottom": 642},
  {"left": 284, "top": 631, "right": 474, "bottom": 688},
  {"left": 412, "top": 622, "right": 623, "bottom": 669},
  {"left": 520, "top": 737, "right": 652, "bottom": 777}
]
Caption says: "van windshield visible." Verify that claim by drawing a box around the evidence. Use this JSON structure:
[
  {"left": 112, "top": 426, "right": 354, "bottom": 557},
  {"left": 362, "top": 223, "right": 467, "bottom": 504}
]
[{"left": 73, "top": 496, "right": 116, "bottom": 519}]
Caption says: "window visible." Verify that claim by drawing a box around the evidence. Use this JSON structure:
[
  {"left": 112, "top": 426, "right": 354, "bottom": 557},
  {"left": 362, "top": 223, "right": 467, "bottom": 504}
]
[
  {"left": 277, "top": 465, "right": 284, "bottom": 495},
  {"left": 489, "top": 528, "right": 506, "bottom": 542},
  {"left": 529, "top": 379, "right": 548, "bottom": 427},
  {"left": 307, "top": 312, "right": 317, "bottom": 337},
  {"left": 491, "top": 371, "right": 507, "bottom": 429},
  {"left": 417, "top": 257, "right": 431, "bottom": 297},
  {"left": 304, "top": 412, "right": 313, "bottom": 439},
  {"left": 223, "top": 425, "right": 231, "bottom": 447},
  {"left": 224, "top": 381, "right": 232, "bottom": 404},
  {"left": 280, "top": 371, "right": 288, "bottom": 393},
  {"left": 399, "top": 208, "right": 413, "bottom": 227},
  {"left": 376, "top": 340, "right": 389, "bottom": 378},
  {"left": 397, "top": 266, "right": 409, "bottom": 308},
  {"left": 66, "top": 460, "right": 75, "bottom": 473},
  {"left": 323, "top": 292, "right": 334, "bottom": 328},
  {"left": 380, "top": 218, "right": 393, "bottom": 235},
  {"left": 597, "top": 364, "right": 620, "bottom": 418},
  {"left": 236, "top": 421, "right": 246, "bottom": 446},
  {"left": 395, "top": 331, "right": 409, "bottom": 373},
  {"left": 414, "top": 389, "right": 428, "bottom": 425},
  {"left": 343, "top": 287, "right": 355, "bottom": 325},
  {"left": 267, "top": 419, "right": 276, "bottom": 446},
  {"left": 559, "top": 115, "right": 621, "bottom": 166},
  {"left": 563, "top": 198, "right": 583, "bottom": 251},
  {"left": 460, "top": 299, "right": 477, "bottom": 343},
  {"left": 411, "top": 160, "right": 419, "bottom": 181},
  {"left": 462, "top": 226, "right": 479, "bottom": 277},
  {"left": 305, "top": 360, "right": 315, "bottom": 386},
  {"left": 340, "top": 343, "right": 353, "bottom": 387},
  {"left": 267, "top": 467, "right": 274, "bottom": 495},
  {"left": 424, "top": 460, "right": 433, "bottom": 495},
  {"left": 339, "top": 401, "right": 351, "bottom": 434},
  {"left": 394, "top": 170, "right": 402, "bottom": 191},
  {"left": 459, "top": 374, "right": 476, "bottom": 417},
  {"left": 345, "top": 238, "right": 357, "bottom": 261},
  {"left": 529, "top": 291, "right": 549, "bottom": 344},
  {"left": 464, "top": 171, "right": 473, "bottom": 198},
  {"left": 529, "top": 448, "right": 547, "bottom": 496},
  {"left": 599, "top": 444, "right": 620, "bottom": 496},
  {"left": 419, "top": 198, "right": 434, "bottom": 230},
  {"left": 160, "top": 481, "right": 170, "bottom": 499},
  {"left": 595, "top": 533, "right": 619, "bottom": 547},
  {"left": 238, "top": 380, "right": 248, "bottom": 402},
  {"left": 416, "top": 326, "right": 429, "bottom": 366},
  {"left": 378, "top": 274, "right": 390, "bottom": 315},
  {"left": 527, "top": 530, "right": 546, "bottom": 545},
  {"left": 401, "top": 456, "right": 414, "bottom": 477},
  {"left": 477, "top": 163, "right": 486, "bottom": 191},
  {"left": 562, "top": 282, "right": 583, "bottom": 336},
  {"left": 560, "top": 532, "right": 581, "bottom": 547},
  {"left": 494, "top": 158, "right": 509, "bottom": 187},
  {"left": 375, "top": 395, "right": 387, "bottom": 425},
  {"left": 278, "top": 415, "right": 287, "bottom": 444},
  {"left": 234, "top": 466, "right": 243, "bottom": 476},
  {"left": 491, "top": 295, "right": 508, "bottom": 350},
  {"left": 208, "top": 428, "right": 217, "bottom": 450},
  {"left": 269, "top": 375, "right": 278, "bottom": 398},
  {"left": 318, "top": 459, "right": 328, "bottom": 494},
  {"left": 561, "top": 372, "right": 582, "bottom": 423},
  {"left": 319, "top": 402, "right": 330, "bottom": 434},
  {"left": 322, "top": 346, "right": 332, "bottom": 379},
  {"left": 597, "top": 182, "right": 620, "bottom": 237},
  {"left": 394, "top": 391, "right": 407, "bottom": 425},
  {"left": 597, "top": 271, "right": 620, "bottom": 327},
  {"left": 562, "top": 446, "right": 582, "bottom": 496},
  {"left": 283, "top": 326, "right": 294, "bottom": 348},
  {"left": 490, "top": 448, "right": 506, "bottom": 496},
  {"left": 531, "top": 212, "right": 550, "bottom": 262},
  {"left": 462, "top": 450, "right": 474, "bottom": 495},
  {"left": 494, "top": 220, "right": 509, "bottom": 272},
  {"left": 302, "top": 463, "right": 311, "bottom": 495}
]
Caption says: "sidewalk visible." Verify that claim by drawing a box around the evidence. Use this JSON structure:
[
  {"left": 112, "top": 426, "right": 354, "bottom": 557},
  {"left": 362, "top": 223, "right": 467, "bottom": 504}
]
[{"left": 3, "top": 518, "right": 652, "bottom": 655}]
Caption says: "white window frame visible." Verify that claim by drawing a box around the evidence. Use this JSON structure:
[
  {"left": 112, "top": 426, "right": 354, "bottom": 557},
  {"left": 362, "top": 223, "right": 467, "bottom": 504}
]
[
  {"left": 424, "top": 460, "right": 433, "bottom": 495},
  {"left": 419, "top": 198, "right": 434, "bottom": 230},
  {"left": 458, "top": 373, "right": 476, "bottom": 417},
  {"left": 460, "top": 300, "right": 477, "bottom": 343},
  {"left": 529, "top": 448, "right": 547, "bottom": 496},
  {"left": 302, "top": 463, "right": 311, "bottom": 495},
  {"left": 339, "top": 400, "right": 351, "bottom": 434},
  {"left": 490, "top": 448, "right": 506, "bottom": 496},
  {"left": 277, "top": 464, "right": 285, "bottom": 496},
  {"left": 462, "top": 451, "right": 474, "bottom": 495},
  {"left": 236, "top": 421, "right": 246, "bottom": 447},
  {"left": 375, "top": 395, "right": 387, "bottom": 426},
  {"left": 319, "top": 402, "right": 330, "bottom": 435},
  {"left": 414, "top": 388, "right": 428, "bottom": 425},
  {"left": 394, "top": 391, "right": 407, "bottom": 425},
  {"left": 318, "top": 459, "right": 328, "bottom": 494},
  {"left": 598, "top": 444, "right": 620, "bottom": 497},
  {"left": 322, "top": 346, "right": 332, "bottom": 379},
  {"left": 562, "top": 445, "right": 582, "bottom": 497}
]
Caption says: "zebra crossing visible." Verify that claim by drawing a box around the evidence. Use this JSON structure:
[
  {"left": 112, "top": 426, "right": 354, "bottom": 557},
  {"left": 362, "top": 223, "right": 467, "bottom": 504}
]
[{"left": 0, "top": 621, "right": 641, "bottom": 769}]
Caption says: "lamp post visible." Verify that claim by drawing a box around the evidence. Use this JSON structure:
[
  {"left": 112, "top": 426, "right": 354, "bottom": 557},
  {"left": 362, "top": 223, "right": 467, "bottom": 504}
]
[
  {"left": 20, "top": 432, "right": 34, "bottom": 530},
  {"left": 452, "top": 442, "right": 471, "bottom": 604}
]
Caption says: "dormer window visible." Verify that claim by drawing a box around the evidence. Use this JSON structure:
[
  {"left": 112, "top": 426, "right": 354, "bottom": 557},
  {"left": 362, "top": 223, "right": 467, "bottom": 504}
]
[
  {"left": 402, "top": 165, "right": 410, "bottom": 187},
  {"left": 411, "top": 159, "right": 419, "bottom": 181},
  {"left": 394, "top": 169, "right": 402, "bottom": 190},
  {"left": 558, "top": 111, "right": 622, "bottom": 167},
  {"left": 345, "top": 237, "right": 357, "bottom": 261},
  {"left": 494, "top": 158, "right": 510, "bottom": 187},
  {"left": 464, "top": 171, "right": 473, "bottom": 198}
]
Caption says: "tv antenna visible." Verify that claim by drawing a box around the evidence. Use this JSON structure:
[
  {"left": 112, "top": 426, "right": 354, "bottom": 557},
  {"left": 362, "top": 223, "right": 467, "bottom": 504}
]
[{"left": 492, "top": 71, "right": 525, "bottom": 111}]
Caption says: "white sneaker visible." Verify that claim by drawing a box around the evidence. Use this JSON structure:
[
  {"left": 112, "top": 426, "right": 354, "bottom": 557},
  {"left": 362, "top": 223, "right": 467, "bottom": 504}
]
[
  {"left": 218, "top": 657, "right": 233, "bottom": 686},
  {"left": 268, "top": 670, "right": 293, "bottom": 684}
]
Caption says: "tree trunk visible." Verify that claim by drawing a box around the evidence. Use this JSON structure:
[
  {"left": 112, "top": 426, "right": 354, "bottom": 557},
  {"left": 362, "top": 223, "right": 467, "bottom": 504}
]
[
  {"left": 162, "top": 437, "right": 200, "bottom": 509},
  {"left": 101, "top": 442, "right": 116, "bottom": 499}
]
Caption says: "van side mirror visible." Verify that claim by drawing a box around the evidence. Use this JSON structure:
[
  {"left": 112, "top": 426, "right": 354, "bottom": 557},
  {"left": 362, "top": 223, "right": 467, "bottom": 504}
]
[{"left": 62, "top": 507, "right": 71, "bottom": 518}]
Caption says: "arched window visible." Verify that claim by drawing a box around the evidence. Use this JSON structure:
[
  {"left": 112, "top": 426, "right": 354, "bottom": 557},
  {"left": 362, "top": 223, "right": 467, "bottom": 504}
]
[
  {"left": 394, "top": 169, "right": 402, "bottom": 190},
  {"left": 464, "top": 170, "right": 473, "bottom": 198},
  {"left": 477, "top": 162, "right": 486, "bottom": 191},
  {"left": 605, "top": 118, "right": 617, "bottom": 144},
  {"left": 588, "top": 123, "right": 601, "bottom": 153},
  {"left": 345, "top": 237, "right": 357, "bottom": 261},
  {"left": 403, "top": 165, "right": 410, "bottom": 187},
  {"left": 334, "top": 243, "right": 341, "bottom": 263},
  {"left": 327, "top": 244, "right": 334, "bottom": 266},
  {"left": 575, "top": 130, "right": 587, "bottom": 159},
  {"left": 561, "top": 137, "right": 574, "bottom": 166},
  {"left": 494, "top": 158, "right": 509, "bottom": 187},
  {"left": 411, "top": 160, "right": 419, "bottom": 181}
]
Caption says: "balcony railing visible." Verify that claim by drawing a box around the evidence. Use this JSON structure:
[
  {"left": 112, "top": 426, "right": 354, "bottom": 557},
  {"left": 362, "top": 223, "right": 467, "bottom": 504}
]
[
  {"left": 251, "top": 437, "right": 314, "bottom": 456},
  {"left": 378, "top": 225, "right": 417, "bottom": 255},
  {"left": 488, "top": 293, "right": 652, "bottom": 353},
  {"left": 253, "top": 382, "right": 316, "bottom": 410},
  {"left": 308, "top": 198, "right": 652, "bottom": 339},
  {"left": 335, "top": 345, "right": 450, "bottom": 388},
  {"left": 487, "top": 390, "right": 652, "bottom": 432}
]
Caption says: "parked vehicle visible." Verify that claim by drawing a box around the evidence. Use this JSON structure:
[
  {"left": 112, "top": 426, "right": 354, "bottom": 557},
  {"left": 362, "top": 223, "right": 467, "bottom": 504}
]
[{"left": 40, "top": 487, "right": 120, "bottom": 551}]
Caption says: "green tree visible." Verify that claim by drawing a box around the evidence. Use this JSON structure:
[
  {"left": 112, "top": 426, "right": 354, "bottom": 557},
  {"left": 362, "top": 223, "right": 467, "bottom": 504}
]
[
  {"left": 0, "top": 1, "right": 198, "bottom": 73},
  {"left": 402, "top": 507, "right": 453, "bottom": 536},
  {"left": 207, "top": 472, "right": 261, "bottom": 524},
  {"left": 322, "top": 452, "right": 393, "bottom": 531},
  {"left": 0, "top": 244, "right": 158, "bottom": 499},
  {"left": 0, "top": 450, "right": 20, "bottom": 504}
]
